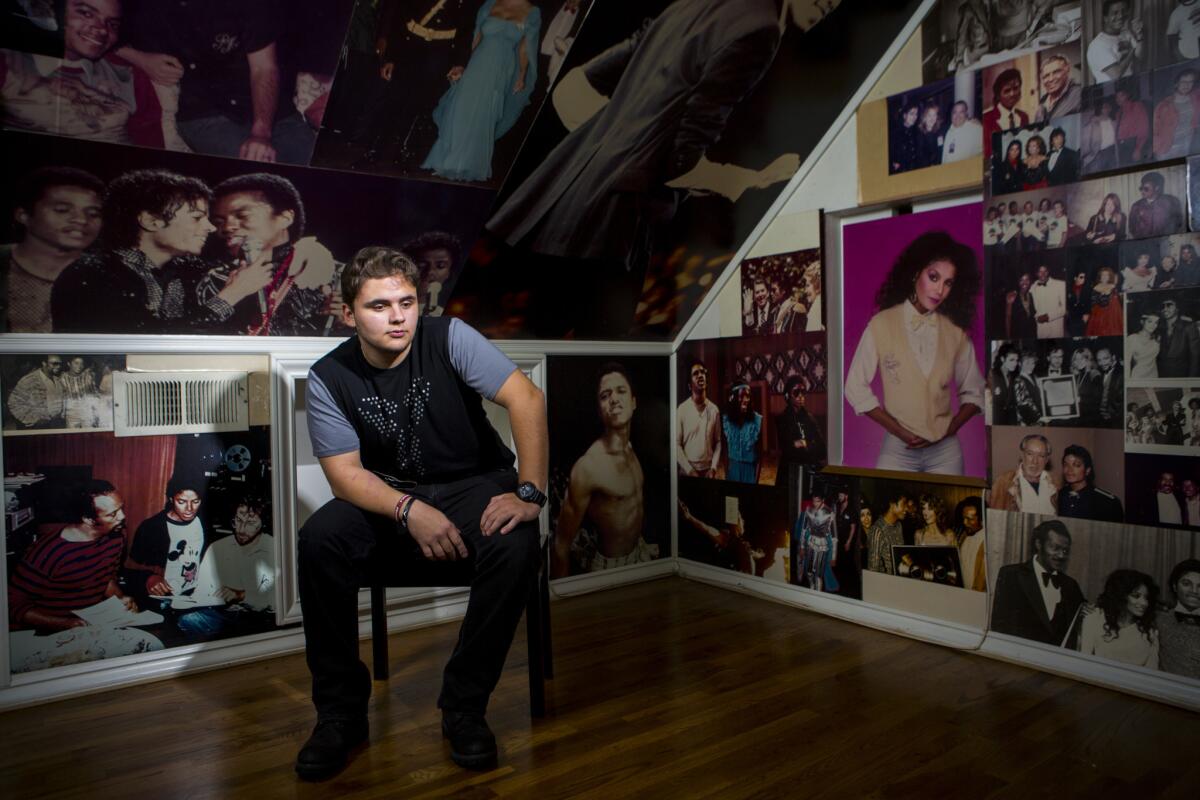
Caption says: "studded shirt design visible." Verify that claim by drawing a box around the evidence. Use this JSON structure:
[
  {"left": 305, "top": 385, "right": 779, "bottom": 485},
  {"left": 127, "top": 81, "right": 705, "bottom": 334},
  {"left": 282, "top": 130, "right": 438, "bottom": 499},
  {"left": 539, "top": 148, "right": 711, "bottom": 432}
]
[{"left": 358, "top": 376, "right": 433, "bottom": 479}]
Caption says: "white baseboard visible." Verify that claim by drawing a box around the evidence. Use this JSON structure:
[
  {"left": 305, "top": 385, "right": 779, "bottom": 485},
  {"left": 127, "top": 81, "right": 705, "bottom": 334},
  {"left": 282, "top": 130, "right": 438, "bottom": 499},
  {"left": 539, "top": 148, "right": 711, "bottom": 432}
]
[
  {"left": 678, "top": 560, "right": 987, "bottom": 650},
  {"left": 979, "top": 633, "right": 1200, "bottom": 711},
  {"left": 547, "top": 558, "right": 677, "bottom": 598}
]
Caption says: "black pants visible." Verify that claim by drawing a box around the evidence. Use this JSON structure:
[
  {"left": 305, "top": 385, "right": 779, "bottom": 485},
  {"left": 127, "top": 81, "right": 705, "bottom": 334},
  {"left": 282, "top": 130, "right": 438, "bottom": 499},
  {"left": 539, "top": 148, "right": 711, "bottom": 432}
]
[
  {"left": 298, "top": 468, "right": 540, "bottom": 721},
  {"left": 351, "top": 37, "right": 455, "bottom": 150}
]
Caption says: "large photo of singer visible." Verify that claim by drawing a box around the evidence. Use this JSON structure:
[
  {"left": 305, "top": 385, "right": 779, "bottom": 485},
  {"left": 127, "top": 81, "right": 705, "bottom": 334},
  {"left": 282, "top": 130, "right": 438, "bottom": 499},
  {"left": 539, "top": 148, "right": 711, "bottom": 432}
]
[{"left": 0, "top": 130, "right": 495, "bottom": 334}]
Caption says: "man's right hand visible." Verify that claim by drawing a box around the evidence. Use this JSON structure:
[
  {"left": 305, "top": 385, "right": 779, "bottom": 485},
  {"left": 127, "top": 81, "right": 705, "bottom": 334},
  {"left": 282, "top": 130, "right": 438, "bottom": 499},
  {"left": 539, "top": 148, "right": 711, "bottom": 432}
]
[
  {"left": 147, "top": 577, "right": 173, "bottom": 596},
  {"left": 381, "top": 62, "right": 395, "bottom": 81},
  {"left": 406, "top": 500, "right": 469, "bottom": 560}
]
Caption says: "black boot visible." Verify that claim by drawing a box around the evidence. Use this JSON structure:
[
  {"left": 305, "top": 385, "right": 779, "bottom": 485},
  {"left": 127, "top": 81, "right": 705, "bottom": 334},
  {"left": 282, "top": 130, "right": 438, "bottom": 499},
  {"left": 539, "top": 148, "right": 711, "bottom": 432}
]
[
  {"left": 295, "top": 718, "right": 368, "bottom": 781},
  {"left": 441, "top": 710, "right": 497, "bottom": 769}
]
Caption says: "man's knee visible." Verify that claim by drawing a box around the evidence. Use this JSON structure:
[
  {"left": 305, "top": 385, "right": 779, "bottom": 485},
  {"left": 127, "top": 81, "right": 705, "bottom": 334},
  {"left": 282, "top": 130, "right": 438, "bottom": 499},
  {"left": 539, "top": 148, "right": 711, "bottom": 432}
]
[
  {"left": 298, "top": 498, "right": 362, "bottom": 563},
  {"left": 485, "top": 523, "right": 541, "bottom": 576}
]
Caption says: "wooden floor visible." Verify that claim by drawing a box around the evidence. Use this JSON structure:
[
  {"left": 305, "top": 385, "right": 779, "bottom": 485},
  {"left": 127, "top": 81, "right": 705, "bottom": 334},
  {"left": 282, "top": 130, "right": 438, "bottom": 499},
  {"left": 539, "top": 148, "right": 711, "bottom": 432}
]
[{"left": 2, "top": 577, "right": 1198, "bottom": 799}]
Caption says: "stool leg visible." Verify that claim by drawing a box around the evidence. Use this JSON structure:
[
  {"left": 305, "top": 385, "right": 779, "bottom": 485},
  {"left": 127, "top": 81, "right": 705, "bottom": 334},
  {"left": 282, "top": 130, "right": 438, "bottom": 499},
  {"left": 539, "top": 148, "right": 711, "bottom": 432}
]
[
  {"left": 371, "top": 585, "right": 388, "bottom": 681},
  {"left": 540, "top": 563, "right": 554, "bottom": 679},
  {"left": 526, "top": 574, "right": 546, "bottom": 718}
]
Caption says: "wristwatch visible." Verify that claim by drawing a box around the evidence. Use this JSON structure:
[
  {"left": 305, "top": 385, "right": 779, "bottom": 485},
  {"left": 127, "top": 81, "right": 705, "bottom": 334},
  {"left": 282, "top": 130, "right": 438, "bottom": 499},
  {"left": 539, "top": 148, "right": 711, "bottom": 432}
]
[{"left": 516, "top": 481, "right": 547, "bottom": 507}]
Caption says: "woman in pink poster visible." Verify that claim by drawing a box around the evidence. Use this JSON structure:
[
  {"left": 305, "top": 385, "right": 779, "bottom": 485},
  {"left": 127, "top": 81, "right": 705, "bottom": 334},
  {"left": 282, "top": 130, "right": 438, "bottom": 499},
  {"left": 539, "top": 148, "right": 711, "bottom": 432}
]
[{"left": 844, "top": 227, "right": 985, "bottom": 474}]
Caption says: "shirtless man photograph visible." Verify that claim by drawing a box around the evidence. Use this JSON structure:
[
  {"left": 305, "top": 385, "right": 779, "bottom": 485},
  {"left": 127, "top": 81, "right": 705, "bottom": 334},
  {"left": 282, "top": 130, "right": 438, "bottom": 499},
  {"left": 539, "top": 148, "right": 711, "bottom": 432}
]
[{"left": 552, "top": 362, "right": 659, "bottom": 576}]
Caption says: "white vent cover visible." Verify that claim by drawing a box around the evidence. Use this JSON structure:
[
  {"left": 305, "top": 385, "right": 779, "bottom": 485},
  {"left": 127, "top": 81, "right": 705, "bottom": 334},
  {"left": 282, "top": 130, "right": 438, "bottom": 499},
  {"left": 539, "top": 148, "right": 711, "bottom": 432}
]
[{"left": 113, "top": 371, "right": 249, "bottom": 437}]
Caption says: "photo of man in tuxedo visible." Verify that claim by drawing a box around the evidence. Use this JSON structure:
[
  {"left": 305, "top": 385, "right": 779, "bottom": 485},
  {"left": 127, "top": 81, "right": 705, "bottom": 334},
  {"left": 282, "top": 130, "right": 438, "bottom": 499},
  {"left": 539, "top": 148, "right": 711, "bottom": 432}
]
[{"left": 990, "top": 519, "right": 1086, "bottom": 646}]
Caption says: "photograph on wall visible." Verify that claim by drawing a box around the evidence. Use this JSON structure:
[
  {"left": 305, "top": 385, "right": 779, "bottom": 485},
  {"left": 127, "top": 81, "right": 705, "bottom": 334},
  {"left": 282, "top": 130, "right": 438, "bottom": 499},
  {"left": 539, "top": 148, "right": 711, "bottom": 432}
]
[
  {"left": 842, "top": 203, "right": 988, "bottom": 477},
  {"left": 1190, "top": 153, "right": 1200, "bottom": 229},
  {"left": 312, "top": 0, "right": 593, "bottom": 188},
  {"left": 988, "top": 336, "right": 1125, "bottom": 427},
  {"left": 446, "top": 0, "right": 929, "bottom": 340},
  {"left": 677, "top": 474, "right": 791, "bottom": 582},
  {"left": 0, "top": 130, "right": 495, "bottom": 334},
  {"left": 794, "top": 468, "right": 871, "bottom": 600},
  {"left": 1126, "top": 286, "right": 1200, "bottom": 378},
  {"left": 676, "top": 332, "right": 829, "bottom": 485},
  {"left": 1066, "top": 163, "right": 1188, "bottom": 242},
  {"left": 3, "top": 426, "right": 277, "bottom": 675},
  {"left": 0, "top": 0, "right": 351, "bottom": 164},
  {"left": 1, "top": 353, "right": 124, "bottom": 435},
  {"left": 919, "top": 0, "right": 1082, "bottom": 83},
  {"left": 739, "top": 246, "right": 825, "bottom": 336},
  {"left": 987, "top": 508, "right": 1200, "bottom": 680},
  {"left": 990, "top": 114, "right": 1083, "bottom": 194},
  {"left": 984, "top": 185, "right": 1077, "bottom": 255},
  {"left": 988, "top": 426, "right": 1126, "bottom": 521},
  {"left": 980, "top": 44, "right": 1084, "bottom": 161},
  {"left": 547, "top": 355, "right": 670, "bottom": 578},
  {"left": 1127, "top": 384, "right": 1200, "bottom": 449},
  {"left": 849, "top": 469, "right": 987, "bottom": 592},
  {"left": 1125, "top": 451, "right": 1200, "bottom": 526},
  {"left": 1150, "top": 56, "right": 1200, "bottom": 160},
  {"left": 986, "top": 248, "right": 1073, "bottom": 340},
  {"left": 1081, "top": 0, "right": 1200, "bottom": 85},
  {"left": 1118, "top": 232, "right": 1200, "bottom": 292},
  {"left": 1078, "top": 74, "right": 1153, "bottom": 173},
  {"left": 886, "top": 73, "right": 984, "bottom": 176}
]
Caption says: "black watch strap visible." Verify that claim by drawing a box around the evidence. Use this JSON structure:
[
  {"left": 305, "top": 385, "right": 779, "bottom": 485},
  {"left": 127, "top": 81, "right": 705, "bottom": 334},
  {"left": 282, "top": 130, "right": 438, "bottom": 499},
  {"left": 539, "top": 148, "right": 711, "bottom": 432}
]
[{"left": 517, "top": 481, "right": 547, "bottom": 507}]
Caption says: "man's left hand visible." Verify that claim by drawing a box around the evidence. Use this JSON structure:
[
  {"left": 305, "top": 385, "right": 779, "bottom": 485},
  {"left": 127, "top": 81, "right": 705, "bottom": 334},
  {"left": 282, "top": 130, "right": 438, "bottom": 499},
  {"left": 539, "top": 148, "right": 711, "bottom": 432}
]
[{"left": 481, "top": 492, "right": 539, "bottom": 535}]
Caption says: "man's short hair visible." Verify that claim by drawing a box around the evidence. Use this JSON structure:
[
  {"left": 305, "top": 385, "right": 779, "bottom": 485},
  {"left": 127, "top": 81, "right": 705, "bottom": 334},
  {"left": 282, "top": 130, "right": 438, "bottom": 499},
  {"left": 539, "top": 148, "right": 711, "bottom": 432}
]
[
  {"left": 1102, "top": 0, "right": 1130, "bottom": 14},
  {"left": 103, "top": 169, "right": 212, "bottom": 250},
  {"left": 1031, "top": 519, "right": 1071, "bottom": 549},
  {"left": 783, "top": 375, "right": 806, "bottom": 398},
  {"left": 1063, "top": 444, "right": 1096, "bottom": 486},
  {"left": 341, "top": 246, "right": 421, "bottom": 307},
  {"left": 14, "top": 166, "right": 104, "bottom": 216},
  {"left": 595, "top": 361, "right": 634, "bottom": 396},
  {"left": 214, "top": 173, "right": 306, "bottom": 242},
  {"left": 1169, "top": 558, "right": 1200, "bottom": 590},
  {"left": 1050, "top": 127, "right": 1066, "bottom": 142},
  {"left": 404, "top": 231, "right": 461, "bottom": 265},
  {"left": 1177, "top": 68, "right": 1199, "bottom": 85},
  {"left": 992, "top": 68, "right": 1022, "bottom": 98},
  {"left": 952, "top": 100, "right": 969, "bottom": 113},
  {"left": 165, "top": 472, "right": 205, "bottom": 500},
  {"left": 1141, "top": 171, "right": 1165, "bottom": 190},
  {"left": 1041, "top": 54, "right": 1070, "bottom": 74},
  {"left": 686, "top": 359, "right": 707, "bottom": 378},
  {"left": 954, "top": 495, "right": 982, "bottom": 524},
  {"left": 70, "top": 479, "right": 117, "bottom": 524},
  {"left": 1020, "top": 433, "right": 1051, "bottom": 456}
]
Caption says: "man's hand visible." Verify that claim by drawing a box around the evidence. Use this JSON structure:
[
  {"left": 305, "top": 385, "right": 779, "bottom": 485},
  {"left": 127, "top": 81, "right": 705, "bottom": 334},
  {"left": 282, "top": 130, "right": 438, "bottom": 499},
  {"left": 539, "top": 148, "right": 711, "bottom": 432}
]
[
  {"left": 147, "top": 577, "right": 173, "bottom": 596},
  {"left": 141, "top": 53, "right": 185, "bottom": 84},
  {"left": 447, "top": 65, "right": 465, "bottom": 82},
  {"left": 119, "top": 595, "right": 138, "bottom": 613},
  {"left": 480, "top": 492, "right": 539, "bottom": 536},
  {"left": 381, "top": 62, "right": 396, "bottom": 81},
  {"left": 408, "top": 500, "right": 470, "bottom": 559},
  {"left": 290, "top": 237, "right": 336, "bottom": 289},
  {"left": 239, "top": 135, "right": 277, "bottom": 162}
]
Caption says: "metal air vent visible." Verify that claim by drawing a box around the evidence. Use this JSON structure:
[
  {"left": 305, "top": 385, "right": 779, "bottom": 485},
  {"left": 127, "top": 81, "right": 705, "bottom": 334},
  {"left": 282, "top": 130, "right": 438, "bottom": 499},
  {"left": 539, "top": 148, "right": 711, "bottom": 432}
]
[{"left": 113, "top": 371, "right": 249, "bottom": 437}]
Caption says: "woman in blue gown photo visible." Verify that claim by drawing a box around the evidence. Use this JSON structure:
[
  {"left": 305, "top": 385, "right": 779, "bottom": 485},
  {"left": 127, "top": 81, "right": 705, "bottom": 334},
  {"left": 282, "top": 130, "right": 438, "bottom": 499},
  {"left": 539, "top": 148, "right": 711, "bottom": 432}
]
[{"left": 422, "top": 0, "right": 541, "bottom": 182}]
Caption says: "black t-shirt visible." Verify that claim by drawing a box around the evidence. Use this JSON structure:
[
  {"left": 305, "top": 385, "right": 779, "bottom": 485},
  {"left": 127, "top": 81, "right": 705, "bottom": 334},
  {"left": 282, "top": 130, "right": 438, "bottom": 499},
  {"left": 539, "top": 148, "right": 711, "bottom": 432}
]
[{"left": 307, "top": 317, "right": 517, "bottom": 484}]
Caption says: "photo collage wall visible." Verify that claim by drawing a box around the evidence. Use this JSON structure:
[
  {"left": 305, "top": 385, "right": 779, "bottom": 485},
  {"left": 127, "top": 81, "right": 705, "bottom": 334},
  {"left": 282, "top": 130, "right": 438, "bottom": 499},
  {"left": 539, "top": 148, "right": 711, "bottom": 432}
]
[
  {"left": 2, "top": 353, "right": 275, "bottom": 675},
  {"left": 905, "top": 0, "right": 1200, "bottom": 682}
]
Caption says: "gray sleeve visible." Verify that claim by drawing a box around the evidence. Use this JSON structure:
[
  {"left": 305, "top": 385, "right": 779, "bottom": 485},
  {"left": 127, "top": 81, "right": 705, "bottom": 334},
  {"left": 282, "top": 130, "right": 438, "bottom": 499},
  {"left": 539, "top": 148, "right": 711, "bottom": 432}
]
[
  {"left": 305, "top": 370, "right": 359, "bottom": 458},
  {"left": 448, "top": 317, "right": 518, "bottom": 400}
]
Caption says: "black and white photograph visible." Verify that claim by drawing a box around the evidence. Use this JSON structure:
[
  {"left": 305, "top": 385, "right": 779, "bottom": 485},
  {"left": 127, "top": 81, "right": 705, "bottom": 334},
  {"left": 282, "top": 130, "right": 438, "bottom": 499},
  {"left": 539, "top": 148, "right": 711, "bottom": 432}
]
[
  {"left": 988, "top": 509, "right": 1199, "bottom": 679},
  {"left": 887, "top": 73, "right": 984, "bottom": 175},
  {"left": 1, "top": 353, "right": 123, "bottom": 434},
  {"left": 921, "top": 0, "right": 1083, "bottom": 83},
  {"left": 1079, "top": 74, "right": 1153, "bottom": 172},
  {"left": 548, "top": 355, "right": 670, "bottom": 578},
  {"left": 4, "top": 426, "right": 276, "bottom": 675},
  {"left": 989, "top": 336, "right": 1126, "bottom": 427},
  {"left": 992, "top": 115, "right": 1083, "bottom": 194},
  {"left": 1126, "top": 384, "right": 1200, "bottom": 449},
  {"left": 1126, "top": 286, "right": 1200, "bottom": 377}
]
